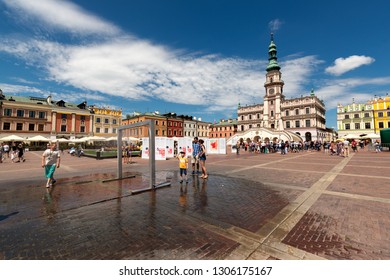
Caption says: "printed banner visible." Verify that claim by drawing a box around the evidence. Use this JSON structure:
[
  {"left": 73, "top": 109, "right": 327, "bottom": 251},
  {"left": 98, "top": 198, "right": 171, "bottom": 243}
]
[
  {"left": 166, "top": 138, "right": 175, "bottom": 158},
  {"left": 155, "top": 137, "right": 167, "bottom": 160}
]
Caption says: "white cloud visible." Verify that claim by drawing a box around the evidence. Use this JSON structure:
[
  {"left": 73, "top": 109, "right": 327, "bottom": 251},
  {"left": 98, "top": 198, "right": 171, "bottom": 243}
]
[
  {"left": 315, "top": 77, "right": 390, "bottom": 108},
  {"left": 268, "top": 19, "right": 283, "bottom": 32},
  {"left": 325, "top": 55, "right": 375, "bottom": 76},
  {"left": 0, "top": 83, "right": 46, "bottom": 95},
  {"left": 0, "top": 37, "right": 268, "bottom": 112},
  {"left": 2, "top": 0, "right": 120, "bottom": 36},
  {"left": 281, "top": 55, "right": 324, "bottom": 97}
]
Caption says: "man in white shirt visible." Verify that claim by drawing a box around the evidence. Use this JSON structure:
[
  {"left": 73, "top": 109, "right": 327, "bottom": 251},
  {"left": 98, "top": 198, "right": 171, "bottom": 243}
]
[{"left": 41, "top": 142, "right": 61, "bottom": 188}]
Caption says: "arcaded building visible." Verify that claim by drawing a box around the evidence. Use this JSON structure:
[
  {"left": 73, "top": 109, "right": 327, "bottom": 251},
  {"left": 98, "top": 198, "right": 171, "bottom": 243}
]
[{"left": 237, "top": 35, "right": 327, "bottom": 142}]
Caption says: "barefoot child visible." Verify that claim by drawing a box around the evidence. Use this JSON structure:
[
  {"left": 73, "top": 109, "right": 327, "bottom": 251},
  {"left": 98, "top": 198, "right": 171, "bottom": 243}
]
[{"left": 177, "top": 151, "right": 188, "bottom": 183}]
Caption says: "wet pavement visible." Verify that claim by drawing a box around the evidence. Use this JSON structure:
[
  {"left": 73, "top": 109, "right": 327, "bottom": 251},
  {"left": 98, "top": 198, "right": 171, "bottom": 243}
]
[{"left": 0, "top": 148, "right": 389, "bottom": 260}]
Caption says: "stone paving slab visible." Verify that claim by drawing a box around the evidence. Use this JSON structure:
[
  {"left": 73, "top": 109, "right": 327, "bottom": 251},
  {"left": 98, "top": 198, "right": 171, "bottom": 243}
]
[
  {"left": 282, "top": 194, "right": 390, "bottom": 260},
  {"left": 1, "top": 149, "right": 390, "bottom": 260}
]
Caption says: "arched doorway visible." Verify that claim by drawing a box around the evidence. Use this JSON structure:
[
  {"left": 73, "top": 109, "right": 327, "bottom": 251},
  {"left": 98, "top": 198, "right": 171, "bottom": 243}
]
[
  {"left": 254, "top": 136, "right": 261, "bottom": 142},
  {"left": 271, "top": 124, "right": 275, "bottom": 129},
  {"left": 305, "top": 132, "right": 312, "bottom": 142}
]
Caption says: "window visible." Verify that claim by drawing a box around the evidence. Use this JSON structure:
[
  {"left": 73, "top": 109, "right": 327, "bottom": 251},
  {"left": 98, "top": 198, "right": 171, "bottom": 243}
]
[
  {"left": 286, "top": 121, "right": 290, "bottom": 128},
  {"left": 80, "top": 126, "right": 85, "bottom": 133},
  {"left": 295, "top": 120, "right": 300, "bottom": 128},
  {"left": 249, "top": 115, "right": 252, "bottom": 120},
  {"left": 38, "top": 124, "right": 44, "bottom": 131},
  {"left": 364, "top": 113, "right": 370, "bottom": 118},
  {"left": 257, "top": 113, "right": 260, "bottom": 119},
  {"left": 354, "top": 114, "right": 359, "bottom": 118},
  {"left": 104, "top": 128, "right": 109, "bottom": 133},
  {"left": 305, "top": 120, "right": 311, "bottom": 127},
  {"left": 365, "top": 123, "right": 371, "bottom": 129},
  {"left": 96, "top": 127, "right": 101, "bottom": 133},
  {"left": 16, "top": 123, "right": 23, "bottom": 130},
  {"left": 379, "top": 122, "right": 384, "bottom": 129},
  {"left": 270, "top": 100, "right": 274, "bottom": 105},
  {"left": 271, "top": 111, "right": 274, "bottom": 117},
  {"left": 17, "top": 110, "right": 24, "bottom": 117},
  {"left": 105, "top": 118, "right": 109, "bottom": 124},
  {"left": 388, "top": 122, "right": 390, "bottom": 128},
  {"left": 4, "top": 108, "right": 12, "bottom": 116},
  {"left": 61, "top": 125, "right": 67, "bottom": 132},
  {"left": 387, "top": 112, "right": 390, "bottom": 117},
  {"left": 345, "top": 115, "right": 350, "bottom": 119},
  {"left": 29, "top": 124, "right": 35, "bottom": 131},
  {"left": 378, "top": 112, "right": 384, "bottom": 117},
  {"left": 249, "top": 124, "right": 252, "bottom": 129},
  {"left": 113, "top": 128, "right": 117, "bottom": 134},
  {"left": 355, "top": 123, "right": 360, "bottom": 129},
  {"left": 306, "top": 107, "right": 310, "bottom": 114},
  {"left": 295, "top": 109, "right": 299, "bottom": 115},
  {"left": 61, "top": 114, "right": 67, "bottom": 119},
  {"left": 241, "top": 125, "right": 244, "bottom": 131},
  {"left": 285, "top": 110, "right": 289, "bottom": 116},
  {"left": 3, "top": 122, "right": 10, "bottom": 130},
  {"left": 345, "top": 124, "right": 350, "bottom": 130},
  {"left": 156, "top": 130, "right": 159, "bottom": 136},
  {"left": 96, "top": 117, "right": 101, "bottom": 123},
  {"left": 29, "top": 111, "right": 36, "bottom": 118},
  {"left": 113, "top": 119, "right": 117, "bottom": 125}
]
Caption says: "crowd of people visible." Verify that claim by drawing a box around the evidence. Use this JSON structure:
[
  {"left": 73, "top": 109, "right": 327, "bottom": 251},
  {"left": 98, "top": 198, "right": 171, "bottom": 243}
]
[
  {"left": 0, "top": 142, "right": 26, "bottom": 163},
  {"left": 234, "top": 138, "right": 380, "bottom": 156}
]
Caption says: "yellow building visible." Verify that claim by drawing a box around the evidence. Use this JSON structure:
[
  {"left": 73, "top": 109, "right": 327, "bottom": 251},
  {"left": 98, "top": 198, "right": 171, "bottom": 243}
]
[
  {"left": 370, "top": 95, "right": 390, "bottom": 133},
  {"left": 91, "top": 106, "right": 122, "bottom": 137}
]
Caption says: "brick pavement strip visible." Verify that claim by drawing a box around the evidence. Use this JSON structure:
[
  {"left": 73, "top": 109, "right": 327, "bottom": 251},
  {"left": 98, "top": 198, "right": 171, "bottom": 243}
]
[{"left": 1, "top": 150, "right": 390, "bottom": 259}]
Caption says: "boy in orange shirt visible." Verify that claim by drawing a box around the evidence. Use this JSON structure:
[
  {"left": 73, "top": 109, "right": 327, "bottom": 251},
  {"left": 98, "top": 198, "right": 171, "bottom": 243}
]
[{"left": 177, "top": 151, "right": 188, "bottom": 183}]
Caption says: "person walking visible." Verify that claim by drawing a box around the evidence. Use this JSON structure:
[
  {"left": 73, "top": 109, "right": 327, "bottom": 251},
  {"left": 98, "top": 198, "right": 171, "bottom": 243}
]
[
  {"left": 374, "top": 140, "right": 381, "bottom": 153},
  {"left": 42, "top": 142, "right": 61, "bottom": 188},
  {"left": 177, "top": 151, "right": 188, "bottom": 183},
  {"left": 16, "top": 143, "right": 25, "bottom": 162},
  {"left": 3, "top": 143, "right": 9, "bottom": 159},
  {"left": 0, "top": 143, "right": 4, "bottom": 163},
  {"left": 198, "top": 139, "right": 208, "bottom": 179},
  {"left": 192, "top": 137, "right": 201, "bottom": 175},
  {"left": 343, "top": 139, "right": 350, "bottom": 157}
]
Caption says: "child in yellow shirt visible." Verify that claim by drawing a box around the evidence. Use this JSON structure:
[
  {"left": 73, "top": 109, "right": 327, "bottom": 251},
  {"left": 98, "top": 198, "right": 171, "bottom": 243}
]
[{"left": 177, "top": 151, "right": 188, "bottom": 183}]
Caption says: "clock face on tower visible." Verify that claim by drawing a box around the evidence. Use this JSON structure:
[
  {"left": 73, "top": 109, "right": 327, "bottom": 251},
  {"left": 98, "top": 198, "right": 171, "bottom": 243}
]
[{"left": 269, "top": 89, "right": 275, "bottom": 94}]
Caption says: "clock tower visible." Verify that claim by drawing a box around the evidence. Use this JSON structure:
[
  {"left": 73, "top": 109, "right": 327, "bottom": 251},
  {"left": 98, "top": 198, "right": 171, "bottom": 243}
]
[{"left": 263, "top": 34, "right": 285, "bottom": 130}]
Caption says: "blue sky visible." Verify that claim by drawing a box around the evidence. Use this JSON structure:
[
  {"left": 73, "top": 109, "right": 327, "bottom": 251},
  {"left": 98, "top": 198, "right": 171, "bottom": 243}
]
[{"left": 1, "top": 0, "right": 390, "bottom": 129}]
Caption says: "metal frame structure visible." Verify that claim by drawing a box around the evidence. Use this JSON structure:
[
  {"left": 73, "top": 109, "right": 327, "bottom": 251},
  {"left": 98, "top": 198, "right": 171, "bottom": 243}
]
[{"left": 117, "top": 120, "right": 170, "bottom": 193}]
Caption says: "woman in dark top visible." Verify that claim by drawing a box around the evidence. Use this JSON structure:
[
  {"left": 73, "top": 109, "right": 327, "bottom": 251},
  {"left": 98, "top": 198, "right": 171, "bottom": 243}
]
[{"left": 198, "top": 139, "right": 208, "bottom": 179}]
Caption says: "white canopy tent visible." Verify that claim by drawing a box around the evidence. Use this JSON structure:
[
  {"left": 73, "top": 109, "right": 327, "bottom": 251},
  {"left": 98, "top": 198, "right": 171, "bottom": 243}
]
[
  {"left": 27, "top": 135, "right": 50, "bottom": 142},
  {"left": 343, "top": 133, "right": 361, "bottom": 139},
  {"left": 361, "top": 133, "right": 380, "bottom": 139},
  {"left": 0, "top": 134, "right": 25, "bottom": 141}
]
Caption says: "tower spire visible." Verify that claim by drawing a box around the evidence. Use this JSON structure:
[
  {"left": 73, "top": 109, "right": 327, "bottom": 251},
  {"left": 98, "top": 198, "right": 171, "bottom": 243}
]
[{"left": 266, "top": 33, "right": 280, "bottom": 72}]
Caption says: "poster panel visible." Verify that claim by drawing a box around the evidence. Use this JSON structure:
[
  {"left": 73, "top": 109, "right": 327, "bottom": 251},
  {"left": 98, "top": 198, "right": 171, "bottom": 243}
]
[
  {"left": 166, "top": 138, "right": 175, "bottom": 158},
  {"left": 141, "top": 137, "right": 149, "bottom": 159},
  {"left": 205, "top": 138, "right": 226, "bottom": 154},
  {"left": 218, "top": 138, "right": 227, "bottom": 154},
  {"left": 155, "top": 137, "right": 167, "bottom": 160},
  {"left": 177, "top": 137, "right": 193, "bottom": 157}
]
